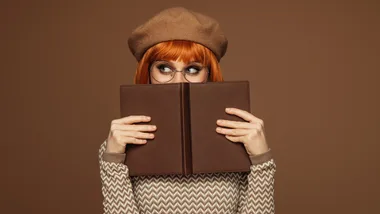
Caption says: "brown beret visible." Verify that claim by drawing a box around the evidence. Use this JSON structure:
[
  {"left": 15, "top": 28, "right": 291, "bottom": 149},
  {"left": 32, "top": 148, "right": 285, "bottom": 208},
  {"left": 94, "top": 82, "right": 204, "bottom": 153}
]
[{"left": 127, "top": 7, "right": 228, "bottom": 62}]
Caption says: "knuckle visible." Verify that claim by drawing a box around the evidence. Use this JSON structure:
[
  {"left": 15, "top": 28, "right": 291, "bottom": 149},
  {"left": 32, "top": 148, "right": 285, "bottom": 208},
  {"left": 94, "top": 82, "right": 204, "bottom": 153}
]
[
  {"left": 115, "top": 135, "right": 123, "bottom": 143},
  {"left": 110, "top": 123, "right": 118, "bottom": 131},
  {"left": 111, "top": 119, "right": 118, "bottom": 125}
]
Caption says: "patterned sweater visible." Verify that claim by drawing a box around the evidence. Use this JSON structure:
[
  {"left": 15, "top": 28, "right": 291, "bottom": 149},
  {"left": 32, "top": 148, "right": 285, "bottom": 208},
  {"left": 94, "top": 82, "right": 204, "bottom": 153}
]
[{"left": 98, "top": 140, "right": 276, "bottom": 214}]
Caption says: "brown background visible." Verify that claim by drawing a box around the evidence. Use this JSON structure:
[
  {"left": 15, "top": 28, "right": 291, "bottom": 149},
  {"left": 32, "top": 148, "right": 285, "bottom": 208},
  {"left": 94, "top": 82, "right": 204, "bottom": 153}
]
[{"left": 1, "top": 0, "right": 379, "bottom": 213}]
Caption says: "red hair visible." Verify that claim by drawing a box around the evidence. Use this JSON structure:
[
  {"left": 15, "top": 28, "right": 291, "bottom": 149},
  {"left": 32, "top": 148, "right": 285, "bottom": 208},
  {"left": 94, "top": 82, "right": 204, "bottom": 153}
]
[{"left": 133, "top": 40, "right": 224, "bottom": 84}]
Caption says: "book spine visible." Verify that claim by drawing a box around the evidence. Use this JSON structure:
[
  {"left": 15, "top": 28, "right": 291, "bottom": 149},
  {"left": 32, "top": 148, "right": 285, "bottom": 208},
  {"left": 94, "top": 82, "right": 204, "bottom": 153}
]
[{"left": 180, "top": 83, "right": 192, "bottom": 175}]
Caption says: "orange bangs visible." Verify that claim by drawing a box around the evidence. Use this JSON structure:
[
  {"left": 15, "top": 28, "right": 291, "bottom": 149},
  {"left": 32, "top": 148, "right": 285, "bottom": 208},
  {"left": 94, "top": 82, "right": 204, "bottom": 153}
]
[{"left": 133, "top": 40, "right": 224, "bottom": 84}]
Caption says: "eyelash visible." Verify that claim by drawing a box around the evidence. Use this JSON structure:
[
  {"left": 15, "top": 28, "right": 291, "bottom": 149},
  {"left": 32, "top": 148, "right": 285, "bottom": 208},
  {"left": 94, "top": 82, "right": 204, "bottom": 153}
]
[{"left": 156, "top": 64, "right": 201, "bottom": 72}]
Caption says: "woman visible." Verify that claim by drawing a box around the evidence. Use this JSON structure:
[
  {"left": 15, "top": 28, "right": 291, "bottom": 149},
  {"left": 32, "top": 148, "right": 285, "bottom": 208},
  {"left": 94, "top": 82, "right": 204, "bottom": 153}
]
[{"left": 98, "top": 7, "right": 276, "bottom": 214}]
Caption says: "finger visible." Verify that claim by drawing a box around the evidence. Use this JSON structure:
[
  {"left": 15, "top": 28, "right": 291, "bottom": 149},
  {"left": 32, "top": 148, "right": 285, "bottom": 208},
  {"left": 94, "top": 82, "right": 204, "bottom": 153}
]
[
  {"left": 216, "top": 119, "right": 256, "bottom": 129},
  {"left": 225, "top": 108, "right": 263, "bottom": 125},
  {"left": 112, "top": 130, "right": 154, "bottom": 139},
  {"left": 225, "top": 135, "right": 243, "bottom": 143},
  {"left": 216, "top": 127, "right": 252, "bottom": 136},
  {"left": 120, "top": 136, "right": 148, "bottom": 145},
  {"left": 111, "top": 123, "right": 157, "bottom": 132},
  {"left": 112, "top": 115, "right": 151, "bottom": 125},
  {"left": 118, "top": 130, "right": 155, "bottom": 139}
]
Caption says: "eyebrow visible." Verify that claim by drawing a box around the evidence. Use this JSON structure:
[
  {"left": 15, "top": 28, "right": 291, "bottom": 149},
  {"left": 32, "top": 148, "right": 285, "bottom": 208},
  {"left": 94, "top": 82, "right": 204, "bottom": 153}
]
[{"left": 155, "top": 60, "right": 203, "bottom": 66}]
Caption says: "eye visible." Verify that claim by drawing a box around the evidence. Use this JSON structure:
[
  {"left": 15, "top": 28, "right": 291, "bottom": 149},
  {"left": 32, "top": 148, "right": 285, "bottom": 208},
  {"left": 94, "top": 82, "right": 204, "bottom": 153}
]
[
  {"left": 157, "top": 64, "right": 173, "bottom": 73},
  {"left": 186, "top": 66, "right": 201, "bottom": 75}
]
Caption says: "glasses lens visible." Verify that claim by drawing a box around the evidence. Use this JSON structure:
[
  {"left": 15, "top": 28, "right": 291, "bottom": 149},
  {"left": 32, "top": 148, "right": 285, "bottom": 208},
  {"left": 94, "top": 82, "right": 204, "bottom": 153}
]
[
  {"left": 150, "top": 62, "right": 174, "bottom": 82},
  {"left": 150, "top": 61, "right": 209, "bottom": 83},
  {"left": 184, "top": 69, "right": 208, "bottom": 82}
]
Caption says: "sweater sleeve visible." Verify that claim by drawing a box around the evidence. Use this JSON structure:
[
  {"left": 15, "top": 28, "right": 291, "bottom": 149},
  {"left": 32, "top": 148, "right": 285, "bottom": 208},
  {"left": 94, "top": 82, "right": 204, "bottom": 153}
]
[
  {"left": 237, "top": 149, "right": 276, "bottom": 214},
  {"left": 98, "top": 140, "right": 140, "bottom": 214}
]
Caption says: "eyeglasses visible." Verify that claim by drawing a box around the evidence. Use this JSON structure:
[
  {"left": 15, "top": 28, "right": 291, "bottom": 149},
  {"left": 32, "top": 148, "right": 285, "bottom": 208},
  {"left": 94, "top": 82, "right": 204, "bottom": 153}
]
[{"left": 149, "top": 60, "right": 209, "bottom": 83}]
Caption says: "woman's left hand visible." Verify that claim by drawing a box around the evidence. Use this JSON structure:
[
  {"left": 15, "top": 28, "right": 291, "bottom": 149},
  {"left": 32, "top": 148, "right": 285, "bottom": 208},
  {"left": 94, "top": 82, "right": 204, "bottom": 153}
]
[{"left": 216, "top": 107, "right": 269, "bottom": 156}]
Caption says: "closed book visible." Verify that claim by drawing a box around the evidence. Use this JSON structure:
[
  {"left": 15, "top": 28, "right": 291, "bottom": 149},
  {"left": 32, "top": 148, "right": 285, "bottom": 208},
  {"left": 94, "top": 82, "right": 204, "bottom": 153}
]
[{"left": 120, "top": 80, "right": 252, "bottom": 176}]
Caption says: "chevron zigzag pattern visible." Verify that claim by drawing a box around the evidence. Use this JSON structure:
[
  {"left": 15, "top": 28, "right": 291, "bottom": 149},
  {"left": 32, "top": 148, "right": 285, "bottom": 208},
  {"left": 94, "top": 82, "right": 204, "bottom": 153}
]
[{"left": 98, "top": 141, "right": 276, "bottom": 214}]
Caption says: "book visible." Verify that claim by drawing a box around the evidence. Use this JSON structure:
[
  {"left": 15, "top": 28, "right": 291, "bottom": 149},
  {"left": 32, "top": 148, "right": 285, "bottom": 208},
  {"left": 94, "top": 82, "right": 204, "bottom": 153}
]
[{"left": 119, "top": 80, "right": 252, "bottom": 176}]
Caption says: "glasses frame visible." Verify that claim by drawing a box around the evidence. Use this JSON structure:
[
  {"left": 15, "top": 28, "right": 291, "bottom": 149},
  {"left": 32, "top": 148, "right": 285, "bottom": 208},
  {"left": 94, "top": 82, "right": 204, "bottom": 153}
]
[{"left": 148, "top": 60, "right": 210, "bottom": 83}]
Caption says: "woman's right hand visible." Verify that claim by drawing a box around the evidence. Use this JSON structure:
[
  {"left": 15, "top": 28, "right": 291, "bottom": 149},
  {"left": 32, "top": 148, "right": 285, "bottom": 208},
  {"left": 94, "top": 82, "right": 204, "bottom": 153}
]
[{"left": 105, "top": 115, "right": 157, "bottom": 154}]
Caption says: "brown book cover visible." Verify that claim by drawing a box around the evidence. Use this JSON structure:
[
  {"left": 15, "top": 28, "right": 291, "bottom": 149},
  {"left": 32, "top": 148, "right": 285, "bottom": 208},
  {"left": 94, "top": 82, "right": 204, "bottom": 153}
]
[{"left": 120, "top": 81, "right": 252, "bottom": 176}]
